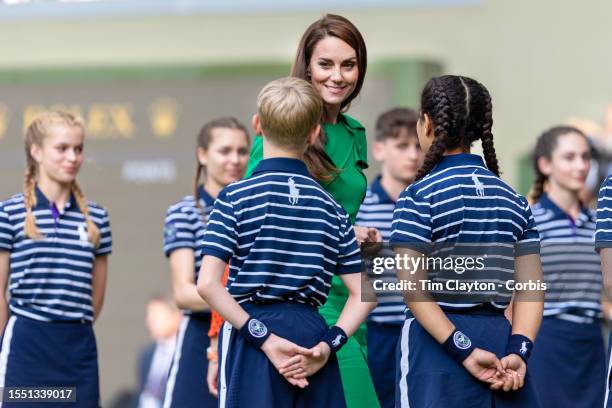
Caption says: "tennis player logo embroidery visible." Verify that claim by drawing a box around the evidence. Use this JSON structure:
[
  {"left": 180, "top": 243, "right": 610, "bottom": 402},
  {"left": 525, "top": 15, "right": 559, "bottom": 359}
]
[
  {"left": 248, "top": 319, "right": 268, "bottom": 338},
  {"left": 471, "top": 171, "right": 485, "bottom": 197},
  {"left": 288, "top": 177, "right": 300, "bottom": 205},
  {"left": 454, "top": 331, "right": 471, "bottom": 350},
  {"left": 520, "top": 341, "right": 528, "bottom": 355},
  {"left": 78, "top": 224, "right": 88, "bottom": 246}
]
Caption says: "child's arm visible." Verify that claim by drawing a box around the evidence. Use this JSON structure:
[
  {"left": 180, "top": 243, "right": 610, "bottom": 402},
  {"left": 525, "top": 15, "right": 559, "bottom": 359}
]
[
  {"left": 91, "top": 255, "right": 108, "bottom": 322},
  {"left": 169, "top": 248, "right": 210, "bottom": 311},
  {"left": 0, "top": 252, "right": 9, "bottom": 334},
  {"left": 197, "top": 255, "right": 309, "bottom": 388},
  {"left": 499, "top": 253, "right": 543, "bottom": 390}
]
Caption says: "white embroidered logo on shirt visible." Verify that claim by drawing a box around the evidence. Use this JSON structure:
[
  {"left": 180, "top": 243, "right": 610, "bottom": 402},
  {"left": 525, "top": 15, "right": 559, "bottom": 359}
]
[
  {"left": 288, "top": 177, "right": 300, "bottom": 205},
  {"left": 472, "top": 171, "right": 485, "bottom": 197},
  {"left": 78, "top": 224, "right": 88, "bottom": 245}
]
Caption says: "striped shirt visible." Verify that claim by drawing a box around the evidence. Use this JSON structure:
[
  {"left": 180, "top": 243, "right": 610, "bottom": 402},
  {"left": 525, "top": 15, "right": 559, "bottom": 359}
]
[
  {"left": 163, "top": 186, "right": 214, "bottom": 317},
  {"left": 596, "top": 175, "right": 612, "bottom": 250},
  {"left": 199, "top": 158, "right": 361, "bottom": 307},
  {"left": 356, "top": 176, "right": 405, "bottom": 324},
  {"left": 532, "top": 194, "right": 601, "bottom": 323},
  {"left": 390, "top": 153, "right": 540, "bottom": 310},
  {"left": 0, "top": 187, "right": 112, "bottom": 322}
]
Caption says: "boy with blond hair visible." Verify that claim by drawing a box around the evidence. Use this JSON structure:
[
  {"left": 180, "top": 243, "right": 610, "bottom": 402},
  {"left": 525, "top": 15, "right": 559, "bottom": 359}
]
[{"left": 197, "top": 77, "right": 375, "bottom": 408}]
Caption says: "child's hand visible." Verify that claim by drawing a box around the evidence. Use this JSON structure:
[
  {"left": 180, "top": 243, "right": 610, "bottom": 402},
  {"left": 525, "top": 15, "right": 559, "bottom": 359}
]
[
  {"left": 278, "top": 341, "right": 331, "bottom": 379},
  {"left": 497, "top": 354, "right": 526, "bottom": 391},
  {"left": 207, "top": 359, "right": 218, "bottom": 397},
  {"left": 354, "top": 226, "right": 382, "bottom": 244},
  {"left": 261, "top": 333, "right": 309, "bottom": 388},
  {"left": 462, "top": 348, "right": 506, "bottom": 387}
]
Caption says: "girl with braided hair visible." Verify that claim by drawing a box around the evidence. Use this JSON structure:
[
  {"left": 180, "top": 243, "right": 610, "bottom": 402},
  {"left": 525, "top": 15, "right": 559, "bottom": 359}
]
[
  {"left": 390, "top": 75, "right": 543, "bottom": 407},
  {"left": 527, "top": 126, "right": 605, "bottom": 407},
  {"left": 0, "top": 111, "right": 112, "bottom": 407}
]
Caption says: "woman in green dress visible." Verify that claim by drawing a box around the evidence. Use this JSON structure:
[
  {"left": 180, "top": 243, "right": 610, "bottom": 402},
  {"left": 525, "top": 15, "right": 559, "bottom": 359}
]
[{"left": 246, "top": 14, "right": 381, "bottom": 408}]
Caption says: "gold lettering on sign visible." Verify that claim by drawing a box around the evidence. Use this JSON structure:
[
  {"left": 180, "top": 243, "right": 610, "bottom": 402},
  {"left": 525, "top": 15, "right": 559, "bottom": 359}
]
[
  {"left": 0, "top": 104, "right": 9, "bottom": 140},
  {"left": 88, "top": 104, "right": 134, "bottom": 139},
  {"left": 149, "top": 97, "right": 179, "bottom": 140}
]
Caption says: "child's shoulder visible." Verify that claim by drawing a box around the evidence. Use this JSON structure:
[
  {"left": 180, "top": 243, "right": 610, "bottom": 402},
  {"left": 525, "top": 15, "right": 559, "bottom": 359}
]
[
  {"left": 84, "top": 199, "right": 109, "bottom": 220},
  {"left": 166, "top": 195, "right": 199, "bottom": 217},
  {"left": 0, "top": 193, "right": 25, "bottom": 212}
]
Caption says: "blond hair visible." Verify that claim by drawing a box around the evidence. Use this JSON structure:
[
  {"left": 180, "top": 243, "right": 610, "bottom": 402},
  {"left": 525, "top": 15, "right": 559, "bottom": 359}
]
[
  {"left": 24, "top": 111, "right": 101, "bottom": 247},
  {"left": 257, "top": 77, "right": 323, "bottom": 153}
]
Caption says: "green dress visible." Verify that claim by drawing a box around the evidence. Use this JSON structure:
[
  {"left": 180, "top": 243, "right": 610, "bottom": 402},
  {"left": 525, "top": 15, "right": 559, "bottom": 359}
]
[{"left": 246, "top": 114, "right": 381, "bottom": 408}]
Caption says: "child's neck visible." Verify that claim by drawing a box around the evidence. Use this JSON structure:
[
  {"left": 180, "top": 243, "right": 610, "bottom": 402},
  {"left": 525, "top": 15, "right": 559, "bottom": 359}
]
[
  {"left": 445, "top": 146, "right": 469, "bottom": 155},
  {"left": 262, "top": 138, "right": 302, "bottom": 160},
  {"left": 202, "top": 178, "right": 222, "bottom": 200},
  {"left": 380, "top": 172, "right": 410, "bottom": 202},
  {"left": 37, "top": 176, "right": 72, "bottom": 209},
  {"left": 547, "top": 185, "right": 581, "bottom": 220}
]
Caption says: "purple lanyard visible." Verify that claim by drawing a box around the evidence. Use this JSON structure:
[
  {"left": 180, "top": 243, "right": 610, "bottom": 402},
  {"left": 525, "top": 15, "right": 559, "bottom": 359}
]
[
  {"left": 567, "top": 215, "right": 577, "bottom": 236},
  {"left": 50, "top": 203, "right": 60, "bottom": 227}
]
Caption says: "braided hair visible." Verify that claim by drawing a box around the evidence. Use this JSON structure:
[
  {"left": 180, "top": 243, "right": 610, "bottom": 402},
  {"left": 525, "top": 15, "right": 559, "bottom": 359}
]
[
  {"left": 416, "top": 75, "right": 500, "bottom": 180},
  {"left": 530, "top": 125, "right": 588, "bottom": 202}
]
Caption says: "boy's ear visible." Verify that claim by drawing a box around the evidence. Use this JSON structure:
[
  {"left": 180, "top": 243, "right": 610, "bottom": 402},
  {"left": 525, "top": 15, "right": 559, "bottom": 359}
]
[
  {"left": 372, "top": 140, "right": 385, "bottom": 162},
  {"left": 252, "top": 113, "right": 263, "bottom": 135},
  {"left": 306, "top": 123, "right": 321, "bottom": 146}
]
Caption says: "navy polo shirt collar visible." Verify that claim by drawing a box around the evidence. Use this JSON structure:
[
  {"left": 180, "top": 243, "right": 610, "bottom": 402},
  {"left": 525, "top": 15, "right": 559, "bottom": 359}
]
[
  {"left": 197, "top": 185, "right": 215, "bottom": 207},
  {"left": 370, "top": 176, "right": 395, "bottom": 204},
  {"left": 34, "top": 185, "right": 78, "bottom": 212},
  {"left": 538, "top": 193, "right": 591, "bottom": 225},
  {"left": 431, "top": 153, "right": 486, "bottom": 173},
  {"left": 252, "top": 158, "right": 310, "bottom": 178}
]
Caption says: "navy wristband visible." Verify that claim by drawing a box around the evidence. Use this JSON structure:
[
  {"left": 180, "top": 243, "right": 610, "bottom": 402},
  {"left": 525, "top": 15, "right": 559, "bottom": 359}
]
[
  {"left": 239, "top": 317, "right": 271, "bottom": 348},
  {"left": 441, "top": 329, "right": 475, "bottom": 364},
  {"left": 506, "top": 334, "right": 532, "bottom": 363},
  {"left": 321, "top": 326, "right": 348, "bottom": 353}
]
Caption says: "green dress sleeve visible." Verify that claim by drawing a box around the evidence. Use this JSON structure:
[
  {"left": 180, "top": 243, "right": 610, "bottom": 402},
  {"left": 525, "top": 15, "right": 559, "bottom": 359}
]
[{"left": 245, "top": 135, "right": 264, "bottom": 178}]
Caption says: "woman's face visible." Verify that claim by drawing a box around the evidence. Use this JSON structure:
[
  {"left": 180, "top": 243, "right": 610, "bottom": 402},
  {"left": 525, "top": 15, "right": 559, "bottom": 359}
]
[
  {"left": 31, "top": 124, "right": 84, "bottom": 186},
  {"left": 198, "top": 127, "right": 250, "bottom": 189},
  {"left": 308, "top": 36, "right": 359, "bottom": 111},
  {"left": 541, "top": 132, "right": 591, "bottom": 194}
]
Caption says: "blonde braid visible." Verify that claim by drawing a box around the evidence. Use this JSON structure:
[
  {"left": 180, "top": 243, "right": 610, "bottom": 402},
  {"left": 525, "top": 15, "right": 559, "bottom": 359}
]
[
  {"left": 23, "top": 161, "right": 42, "bottom": 239},
  {"left": 71, "top": 182, "right": 101, "bottom": 248}
]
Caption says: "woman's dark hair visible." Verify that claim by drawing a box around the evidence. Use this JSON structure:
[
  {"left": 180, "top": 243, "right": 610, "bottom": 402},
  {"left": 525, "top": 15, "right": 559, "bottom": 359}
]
[
  {"left": 291, "top": 14, "right": 367, "bottom": 182},
  {"left": 415, "top": 75, "right": 500, "bottom": 180},
  {"left": 530, "top": 125, "right": 588, "bottom": 202}
]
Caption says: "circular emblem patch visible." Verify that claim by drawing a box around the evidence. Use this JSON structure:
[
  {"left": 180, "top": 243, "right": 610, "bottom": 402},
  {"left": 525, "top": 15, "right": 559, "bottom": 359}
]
[
  {"left": 248, "top": 319, "right": 268, "bottom": 338},
  {"left": 453, "top": 331, "right": 471, "bottom": 350}
]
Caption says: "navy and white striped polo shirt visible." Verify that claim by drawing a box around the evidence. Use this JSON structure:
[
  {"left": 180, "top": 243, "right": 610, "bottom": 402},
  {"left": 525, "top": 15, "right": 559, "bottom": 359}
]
[
  {"left": 199, "top": 158, "right": 361, "bottom": 307},
  {"left": 0, "top": 187, "right": 112, "bottom": 322},
  {"left": 390, "top": 153, "right": 540, "bottom": 310},
  {"left": 596, "top": 175, "right": 612, "bottom": 250},
  {"left": 356, "top": 176, "right": 405, "bottom": 324},
  {"left": 164, "top": 186, "right": 214, "bottom": 316},
  {"left": 532, "top": 194, "right": 601, "bottom": 323}
]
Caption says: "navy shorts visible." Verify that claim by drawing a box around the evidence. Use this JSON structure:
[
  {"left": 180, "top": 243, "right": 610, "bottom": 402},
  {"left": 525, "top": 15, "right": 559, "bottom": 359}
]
[
  {"left": 529, "top": 316, "right": 605, "bottom": 408},
  {"left": 367, "top": 320, "right": 401, "bottom": 408},
  {"left": 396, "top": 311, "right": 541, "bottom": 408},
  {"left": 218, "top": 302, "right": 345, "bottom": 408},
  {"left": 0, "top": 315, "right": 99, "bottom": 408},
  {"left": 163, "top": 313, "right": 216, "bottom": 408}
]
